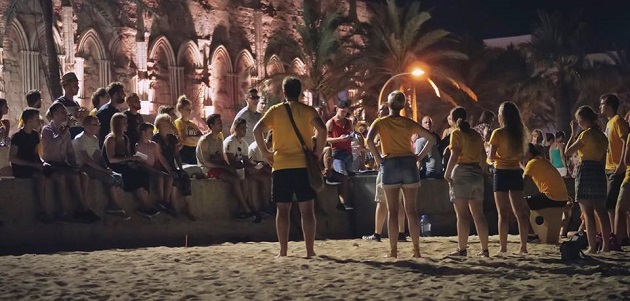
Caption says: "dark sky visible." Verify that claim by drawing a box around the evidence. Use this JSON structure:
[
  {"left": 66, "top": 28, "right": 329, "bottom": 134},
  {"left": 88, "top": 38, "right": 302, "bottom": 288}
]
[{"left": 377, "top": 0, "right": 630, "bottom": 51}]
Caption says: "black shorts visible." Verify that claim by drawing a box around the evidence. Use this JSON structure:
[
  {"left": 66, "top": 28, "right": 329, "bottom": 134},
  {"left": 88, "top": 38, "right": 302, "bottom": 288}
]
[
  {"left": 12, "top": 164, "right": 41, "bottom": 178},
  {"left": 180, "top": 146, "right": 197, "bottom": 165},
  {"left": 525, "top": 193, "right": 567, "bottom": 210},
  {"left": 607, "top": 172, "right": 625, "bottom": 209},
  {"left": 272, "top": 168, "right": 317, "bottom": 203},
  {"left": 493, "top": 168, "right": 524, "bottom": 192}
]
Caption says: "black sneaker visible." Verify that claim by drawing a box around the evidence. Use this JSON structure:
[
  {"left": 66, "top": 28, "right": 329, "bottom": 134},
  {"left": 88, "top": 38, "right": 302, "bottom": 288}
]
[
  {"left": 158, "top": 202, "right": 178, "bottom": 218},
  {"left": 398, "top": 233, "right": 408, "bottom": 242},
  {"left": 253, "top": 214, "right": 262, "bottom": 224},
  {"left": 106, "top": 208, "right": 131, "bottom": 220},
  {"left": 362, "top": 233, "right": 382, "bottom": 242},
  {"left": 183, "top": 210, "right": 197, "bottom": 221},
  {"left": 73, "top": 209, "right": 101, "bottom": 223},
  {"left": 137, "top": 207, "right": 160, "bottom": 219}
]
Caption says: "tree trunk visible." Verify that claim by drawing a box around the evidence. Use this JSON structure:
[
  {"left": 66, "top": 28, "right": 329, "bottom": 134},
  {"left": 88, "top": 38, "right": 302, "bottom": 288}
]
[
  {"left": 554, "top": 83, "right": 572, "bottom": 134},
  {"left": 39, "top": 0, "right": 63, "bottom": 99}
]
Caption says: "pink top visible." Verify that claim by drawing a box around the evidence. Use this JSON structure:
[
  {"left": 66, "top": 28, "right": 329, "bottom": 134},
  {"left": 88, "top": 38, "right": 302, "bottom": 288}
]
[{"left": 135, "top": 141, "right": 158, "bottom": 168}]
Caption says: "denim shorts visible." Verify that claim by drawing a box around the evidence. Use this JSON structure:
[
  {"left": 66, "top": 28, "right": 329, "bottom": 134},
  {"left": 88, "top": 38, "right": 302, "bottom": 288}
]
[
  {"left": 332, "top": 149, "right": 353, "bottom": 176},
  {"left": 381, "top": 156, "right": 420, "bottom": 188}
]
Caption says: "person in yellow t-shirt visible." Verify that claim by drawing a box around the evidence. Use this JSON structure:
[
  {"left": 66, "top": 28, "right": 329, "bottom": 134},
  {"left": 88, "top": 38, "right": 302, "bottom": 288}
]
[
  {"left": 523, "top": 144, "right": 569, "bottom": 208},
  {"left": 599, "top": 94, "right": 629, "bottom": 231},
  {"left": 566, "top": 105, "right": 610, "bottom": 254},
  {"left": 253, "top": 77, "right": 327, "bottom": 259},
  {"left": 174, "top": 95, "right": 203, "bottom": 165},
  {"left": 615, "top": 133, "right": 630, "bottom": 244},
  {"left": 443, "top": 106, "right": 489, "bottom": 257},
  {"left": 488, "top": 101, "right": 530, "bottom": 255},
  {"left": 366, "top": 91, "right": 436, "bottom": 259}
]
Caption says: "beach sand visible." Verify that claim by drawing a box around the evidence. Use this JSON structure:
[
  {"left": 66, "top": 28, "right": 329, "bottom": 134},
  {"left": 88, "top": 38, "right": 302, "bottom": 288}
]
[{"left": 1, "top": 235, "right": 629, "bottom": 300}]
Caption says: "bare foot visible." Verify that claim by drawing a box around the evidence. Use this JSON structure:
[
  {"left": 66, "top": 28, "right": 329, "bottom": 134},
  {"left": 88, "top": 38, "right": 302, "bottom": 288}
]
[
  {"left": 412, "top": 251, "right": 422, "bottom": 258},
  {"left": 386, "top": 250, "right": 398, "bottom": 258},
  {"left": 305, "top": 252, "right": 316, "bottom": 259},
  {"left": 277, "top": 250, "right": 288, "bottom": 257}
]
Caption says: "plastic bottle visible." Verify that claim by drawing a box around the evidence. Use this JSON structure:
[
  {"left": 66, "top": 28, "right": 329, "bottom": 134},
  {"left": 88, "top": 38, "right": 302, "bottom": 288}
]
[{"left": 420, "top": 215, "right": 432, "bottom": 237}]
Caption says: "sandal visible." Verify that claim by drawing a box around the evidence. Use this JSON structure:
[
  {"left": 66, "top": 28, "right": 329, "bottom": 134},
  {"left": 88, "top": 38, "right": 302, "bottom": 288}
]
[{"left": 448, "top": 248, "right": 467, "bottom": 256}]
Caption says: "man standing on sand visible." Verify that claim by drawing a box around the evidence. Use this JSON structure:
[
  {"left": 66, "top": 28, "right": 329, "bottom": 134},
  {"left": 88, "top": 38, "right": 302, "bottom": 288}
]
[{"left": 253, "top": 77, "right": 327, "bottom": 258}]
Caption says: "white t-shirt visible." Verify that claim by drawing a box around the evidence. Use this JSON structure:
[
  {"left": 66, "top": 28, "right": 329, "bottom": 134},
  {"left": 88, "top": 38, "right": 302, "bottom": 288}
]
[
  {"left": 72, "top": 131, "right": 101, "bottom": 167},
  {"left": 224, "top": 134, "right": 249, "bottom": 179},
  {"left": 234, "top": 107, "right": 262, "bottom": 145},
  {"left": 248, "top": 141, "right": 266, "bottom": 163}
]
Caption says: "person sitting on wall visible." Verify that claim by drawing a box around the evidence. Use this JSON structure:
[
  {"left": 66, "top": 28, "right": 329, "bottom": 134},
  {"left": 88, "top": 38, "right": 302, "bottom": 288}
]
[
  {"left": 10, "top": 109, "right": 52, "bottom": 222},
  {"left": 153, "top": 113, "right": 195, "bottom": 220},
  {"left": 96, "top": 82, "right": 126, "bottom": 146},
  {"left": 224, "top": 117, "right": 259, "bottom": 221},
  {"left": 72, "top": 115, "right": 130, "bottom": 220},
  {"left": 175, "top": 95, "right": 203, "bottom": 165},
  {"left": 197, "top": 114, "right": 249, "bottom": 218},
  {"left": 248, "top": 131, "right": 274, "bottom": 216},
  {"left": 104, "top": 112, "right": 159, "bottom": 219},
  {"left": 41, "top": 103, "right": 100, "bottom": 223},
  {"left": 124, "top": 93, "right": 145, "bottom": 153},
  {"left": 325, "top": 99, "right": 355, "bottom": 211},
  {"left": 136, "top": 122, "right": 178, "bottom": 217}
]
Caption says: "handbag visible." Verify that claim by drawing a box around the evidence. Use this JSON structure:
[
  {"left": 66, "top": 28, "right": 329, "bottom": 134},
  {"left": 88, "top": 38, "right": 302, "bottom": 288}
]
[{"left": 283, "top": 102, "right": 324, "bottom": 192}]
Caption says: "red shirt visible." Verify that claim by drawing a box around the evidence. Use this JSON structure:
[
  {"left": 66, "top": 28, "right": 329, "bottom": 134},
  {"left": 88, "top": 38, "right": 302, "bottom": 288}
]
[{"left": 328, "top": 117, "right": 352, "bottom": 152}]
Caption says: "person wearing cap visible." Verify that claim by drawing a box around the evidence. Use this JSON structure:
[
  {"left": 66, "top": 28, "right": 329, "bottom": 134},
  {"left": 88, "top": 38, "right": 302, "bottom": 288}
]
[
  {"left": 54, "top": 72, "right": 81, "bottom": 115},
  {"left": 325, "top": 99, "right": 355, "bottom": 211},
  {"left": 233, "top": 88, "right": 262, "bottom": 145}
]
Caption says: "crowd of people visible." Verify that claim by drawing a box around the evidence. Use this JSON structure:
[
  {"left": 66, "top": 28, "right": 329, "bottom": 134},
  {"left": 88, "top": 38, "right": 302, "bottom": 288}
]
[{"left": 1, "top": 71, "right": 630, "bottom": 259}]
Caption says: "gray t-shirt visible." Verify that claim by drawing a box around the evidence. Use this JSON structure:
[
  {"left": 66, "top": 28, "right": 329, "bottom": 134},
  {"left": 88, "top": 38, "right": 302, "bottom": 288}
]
[
  {"left": 234, "top": 107, "right": 262, "bottom": 145},
  {"left": 414, "top": 134, "right": 443, "bottom": 176}
]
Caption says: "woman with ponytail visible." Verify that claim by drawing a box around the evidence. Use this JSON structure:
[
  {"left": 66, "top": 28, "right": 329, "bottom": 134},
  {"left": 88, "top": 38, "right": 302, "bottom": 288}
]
[
  {"left": 565, "top": 106, "right": 610, "bottom": 253},
  {"left": 488, "top": 101, "right": 530, "bottom": 255},
  {"left": 444, "top": 107, "right": 490, "bottom": 257}
]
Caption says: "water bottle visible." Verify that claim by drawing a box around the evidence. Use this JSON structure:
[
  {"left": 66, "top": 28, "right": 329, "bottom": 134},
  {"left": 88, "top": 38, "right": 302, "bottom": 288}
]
[{"left": 420, "top": 215, "right": 432, "bottom": 237}]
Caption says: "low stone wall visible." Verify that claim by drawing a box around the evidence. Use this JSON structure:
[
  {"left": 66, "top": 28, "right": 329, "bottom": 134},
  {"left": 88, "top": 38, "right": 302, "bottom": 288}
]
[{"left": 0, "top": 173, "right": 578, "bottom": 254}]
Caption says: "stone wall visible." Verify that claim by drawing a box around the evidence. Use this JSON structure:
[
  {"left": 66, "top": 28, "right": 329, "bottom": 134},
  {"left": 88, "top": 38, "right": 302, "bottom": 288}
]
[{"left": 0, "top": 0, "right": 371, "bottom": 134}]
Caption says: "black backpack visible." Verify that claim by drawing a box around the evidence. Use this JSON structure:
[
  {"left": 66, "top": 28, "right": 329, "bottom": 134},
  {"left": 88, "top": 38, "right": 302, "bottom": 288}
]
[{"left": 559, "top": 232, "right": 588, "bottom": 261}]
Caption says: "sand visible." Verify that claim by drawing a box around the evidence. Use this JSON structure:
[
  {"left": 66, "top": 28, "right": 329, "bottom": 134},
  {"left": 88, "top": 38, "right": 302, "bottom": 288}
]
[{"left": 1, "top": 235, "right": 629, "bottom": 300}]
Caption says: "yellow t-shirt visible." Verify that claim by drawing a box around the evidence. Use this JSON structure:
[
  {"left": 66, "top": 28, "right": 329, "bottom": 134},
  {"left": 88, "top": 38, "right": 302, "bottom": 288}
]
[
  {"left": 625, "top": 134, "right": 630, "bottom": 183},
  {"left": 605, "top": 115, "right": 629, "bottom": 170},
  {"left": 370, "top": 116, "right": 417, "bottom": 157},
  {"left": 259, "top": 101, "right": 318, "bottom": 171},
  {"left": 488, "top": 128, "right": 523, "bottom": 169},
  {"left": 523, "top": 156, "right": 569, "bottom": 201},
  {"left": 174, "top": 118, "right": 202, "bottom": 147},
  {"left": 577, "top": 128, "right": 608, "bottom": 162},
  {"left": 450, "top": 129, "right": 484, "bottom": 164}
]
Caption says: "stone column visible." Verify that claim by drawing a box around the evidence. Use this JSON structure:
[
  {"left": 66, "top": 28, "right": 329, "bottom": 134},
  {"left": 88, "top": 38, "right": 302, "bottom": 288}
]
[
  {"left": 170, "top": 66, "right": 184, "bottom": 99},
  {"left": 254, "top": 12, "right": 264, "bottom": 79},
  {"left": 75, "top": 56, "right": 84, "bottom": 98},
  {"left": 99, "top": 60, "right": 111, "bottom": 87},
  {"left": 61, "top": 6, "right": 75, "bottom": 70},
  {"left": 0, "top": 47, "right": 5, "bottom": 98},
  {"left": 21, "top": 51, "right": 40, "bottom": 94}
]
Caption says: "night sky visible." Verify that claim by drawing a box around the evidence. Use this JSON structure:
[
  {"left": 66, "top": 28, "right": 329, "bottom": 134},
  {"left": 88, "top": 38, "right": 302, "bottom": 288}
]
[{"left": 376, "top": 0, "right": 630, "bottom": 51}]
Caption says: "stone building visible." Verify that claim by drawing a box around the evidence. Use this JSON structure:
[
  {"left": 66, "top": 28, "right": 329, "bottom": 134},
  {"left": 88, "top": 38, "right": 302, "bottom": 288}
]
[{"left": 0, "top": 0, "right": 369, "bottom": 133}]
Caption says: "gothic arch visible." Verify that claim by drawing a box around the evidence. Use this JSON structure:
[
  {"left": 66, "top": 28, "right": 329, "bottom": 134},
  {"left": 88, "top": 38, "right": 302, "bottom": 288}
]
[
  {"left": 177, "top": 40, "right": 203, "bottom": 68},
  {"left": 291, "top": 57, "right": 306, "bottom": 75},
  {"left": 210, "top": 45, "right": 234, "bottom": 122},
  {"left": 6, "top": 19, "right": 29, "bottom": 51},
  {"left": 148, "top": 36, "right": 176, "bottom": 67},
  {"left": 266, "top": 54, "right": 285, "bottom": 75},
  {"left": 235, "top": 49, "right": 256, "bottom": 104},
  {"left": 76, "top": 28, "right": 108, "bottom": 60},
  {"left": 30, "top": 24, "right": 63, "bottom": 54},
  {"left": 211, "top": 45, "right": 233, "bottom": 73}
]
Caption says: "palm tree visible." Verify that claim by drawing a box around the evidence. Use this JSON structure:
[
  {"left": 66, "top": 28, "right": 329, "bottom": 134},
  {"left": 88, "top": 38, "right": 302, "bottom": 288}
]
[
  {"left": 262, "top": 0, "right": 359, "bottom": 110},
  {"left": 522, "top": 10, "right": 590, "bottom": 133},
  {"left": 355, "top": 0, "right": 476, "bottom": 120}
]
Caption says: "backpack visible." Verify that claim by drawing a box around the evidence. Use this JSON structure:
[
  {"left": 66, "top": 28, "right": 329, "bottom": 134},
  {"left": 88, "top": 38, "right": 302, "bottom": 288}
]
[{"left": 559, "top": 232, "right": 588, "bottom": 261}]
